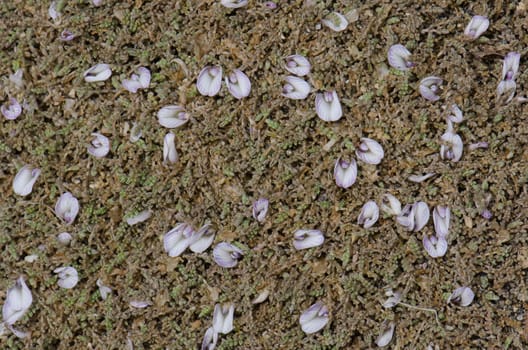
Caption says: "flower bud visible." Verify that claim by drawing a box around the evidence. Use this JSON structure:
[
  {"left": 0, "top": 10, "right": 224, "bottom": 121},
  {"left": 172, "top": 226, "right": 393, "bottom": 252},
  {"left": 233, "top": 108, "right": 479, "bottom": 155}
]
[
  {"left": 356, "top": 138, "right": 384, "bottom": 165},
  {"left": 13, "top": 165, "right": 41, "bottom": 196},
  {"left": 163, "top": 132, "right": 178, "bottom": 164},
  {"left": 282, "top": 76, "right": 311, "bottom": 100},
  {"left": 157, "top": 105, "right": 189, "bottom": 128},
  {"left": 419, "top": 76, "right": 443, "bottom": 102},
  {"left": 293, "top": 229, "right": 324, "bottom": 250},
  {"left": 464, "top": 15, "right": 489, "bottom": 40},
  {"left": 358, "top": 200, "right": 379, "bottom": 229},
  {"left": 315, "top": 90, "right": 342, "bottom": 121},
  {"left": 213, "top": 242, "right": 244, "bottom": 268},
  {"left": 88, "top": 132, "right": 110, "bottom": 158},
  {"left": 55, "top": 192, "right": 80, "bottom": 225},
  {"left": 197, "top": 66, "right": 223, "bottom": 97},
  {"left": 334, "top": 157, "right": 357, "bottom": 188},
  {"left": 299, "top": 301, "right": 329, "bottom": 334},
  {"left": 1, "top": 98, "right": 22, "bottom": 120},
  {"left": 387, "top": 44, "right": 415, "bottom": 71},
  {"left": 284, "top": 55, "right": 311, "bottom": 76},
  {"left": 225, "top": 69, "right": 251, "bottom": 99},
  {"left": 83, "top": 63, "right": 112, "bottom": 82}
]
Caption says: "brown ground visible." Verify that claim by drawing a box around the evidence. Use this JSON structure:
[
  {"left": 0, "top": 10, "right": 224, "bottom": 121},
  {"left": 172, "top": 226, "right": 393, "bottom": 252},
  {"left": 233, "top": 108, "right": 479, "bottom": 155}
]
[{"left": 1, "top": 0, "right": 527, "bottom": 349}]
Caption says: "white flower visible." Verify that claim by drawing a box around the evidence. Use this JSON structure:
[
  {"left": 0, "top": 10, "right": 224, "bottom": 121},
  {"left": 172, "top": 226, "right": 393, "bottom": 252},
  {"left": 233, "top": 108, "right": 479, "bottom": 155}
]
[
  {"left": 355, "top": 137, "right": 384, "bottom": 165},
  {"left": 59, "top": 29, "right": 76, "bottom": 41},
  {"left": 212, "top": 303, "right": 235, "bottom": 334},
  {"left": 48, "top": 1, "right": 60, "bottom": 21},
  {"left": 57, "top": 232, "right": 72, "bottom": 245},
  {"left": 189, "top": 223, "right": 216, "bottom": 253},
  {"left": 9, "top": 69, "right": 24, "bottom": 89},
  {"left": 447, "top": 104, "right": 463, "bottom": 123},
  {"left": 13, "top": 165, "right": 41, "bottom": 196},
  {"left": 375, "top": 320, "right": 395, "bottom": 347},
  {"left": 54, "top": 266, "right": 79, "bottom": 289},
  {"left": 419, "top": 76, "right": 443, "bottom": 102},
  {"left": 252, "top": 198, "right": 269, "bottom": 223},
  {"left": 447, "top": 286, "right": 475, "bottom": 307},
  {"left": 334, "top": 157, "right": 357, "bottom": 188},
  {"left": 440, "top": 130, "right": 463, "bottom": 162},
  {"left": 126, "top": 210, "right": 151, "bottom": 226},
  {"left": 387, "top": 44, "right": 415, "bottom": 71},
  {"left": 496, "top": 79, "right": 516, "bottom": 104},
  {"left": 2, "top": 277, "right": 32, "bottom": 326},
  {"left": 408, "top": 173, "right": 435, "bottom": 183},
  {"left": 157, "top": 105, "right": 189, "bottom": 128},
  {"left": 122, "top": 67, "right": 151, "bottom": 93},
  {"left": 130, "top": 122, "right": 142, "bottom": 142},
  {"left": 315, "top": 90, "right": 342, "bottom": 121},
  {"left": 197, "top": 66, "right": 223, "bottom": 97},
  {"left": 322, "top": 12, "right": 348, "bottom": 32},
  {"left": 96, "top": 279, "right": 112, "bottom": 300},
  {"left": 284, "top": 55, "right": 311, "bottom": 76},
  {"left": 129, "top": 300, "right": 152, "bottom": 308},
  {"left": 299, "top": 301, "right": 329, "bottom": 334},
  {"left": 163, "top": 223, "right": 195, "bottom": 257},
  {"left": 220, "top": 0, "right": 248, "bottom": 8},
  {"left": 433, "top": 206, "right": 450, "bottom": 238},
  {"left": 201, "top": 327, "right": 218, "bottom": 350},
  {"left": 382, "top": 289, "right": 402, "bottom": 308},
  {"left": 396, "top": 201, "right": 429, "bottom": 232},
  {"left": 380, "top": 193, "right": 401, "bottom": 216},
  {"left": 213, "top": 242, "right": 244, "bottom": 268},
  {"left": 163, "top": 132, "right": 178, "bottom": 164},
  {"left": 282, "top": 76, "right": 311, "bottom": 100},
  {"left": 1, "top": 98, "right": 22, "bottom": 120},
  {"left": 55, "top": 192, "right": 80, "bottom": 225},
  {"left": 225, "top": 69, "right": 251, "bottom": 99},
  {"left": 501, "top": 52, "right": 520, "bottom": 81},
  {"left": 88, "top": 132, "right": 110, "bottom": 158},
  {"left": 83, "top": 63, "right": 112, "bottom": 82},
  {"left": 293, "top": 229, "right": 324, "bottom": 250},
  {"left": 357, "top": 200, "right": 379, "bottom": 229},
  {"left": 423, "top": 235, "right": 448, "bottom": 258},
  {"left": 464, "top": 15, "right": 489, "bottom": 40}
]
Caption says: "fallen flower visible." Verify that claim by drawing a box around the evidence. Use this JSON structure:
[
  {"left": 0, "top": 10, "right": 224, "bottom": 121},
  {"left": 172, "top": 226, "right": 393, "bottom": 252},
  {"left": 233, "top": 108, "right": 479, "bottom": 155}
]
[
  {"left": 382, "top": 289, "right": 402, "bottom": 309},
  {"left": 408, "top": 173, "right": 435, "bottom": 183},
  {"left": 501, "top": 52, "right": 520, "bottom": 81},
  {"left": 57, "top": 232, "right": 72, "bottom": 245},
  {"left": 293, "top": 229, "right": 324, "bottom": 250},
  {"left": 380, "top": 194, "right": 401, "bottom": 216},
  {"left": 1, "top": 97, "right": 22, "bottom": 120},
  {"left": 252, "top": 198, "right": 269, "bottom": 223},
  {"left": 54, "top": 266, "right": 79, "bottom": 289},
  {"left": 96, "top": 279, "right": 112, "bottom": 300},
  {"left": 126, "top": 210, "right": 152, "bottom": 226},
  {"left": 356, "top": 137, "right": 384, "bottom": 165},
  {"left": 2, "top": 277, "right": 32, "bottom": 326},
  {"left": 358, "top": 200, "right": 379, "bottom": 229},
  {"left": 322, "top": 11, "right": 348, "bottom": 32},
  {"left": 201, "top": 326, "right": 218, "bottom": 350},
  {"left": 163, "top": 132, "right": 178, "bottom": 164},
  {"left": 220, "top": 0, "right": 248, "bottom": 8},
  {"left": 163, "top": 223, "right": 195, "bottom": 257},
  {"left": 213, "top": 242, "right": 244, "bottom": 268},
  {"left": 83, "top": 63, "right": 112, "bottom": 83},
  {"left": 9, "top": 69, "right": 23, "bottom": 89},
  {"left": 157, "top": 105, "right": 190, "bottom": 128},
  {"left": 464, "top": 15, "right": 489, "bottom": 40},
  {"left": 423, "top": 235, "right": 448, "bottom": 258},
  {"left": 299, "top": 301, "right": 329, "bottom": 334},
  {"left": 122, "top": 67, "right": 151, "bottom": 93},
  {"left": 189, "top": 223, "right": 216, "bottom": 253},
  {"left": 225, "top": 69, "right": 251, "bottom": 99},
  {"left": 13, "top": 165, "right": 41, "bottom": 196},
  {"left": 375, "top": 320, "right": 395, "bottom": 347},
  {"left": 447, "top": 286, "right": 475, "bottom": 306},
  {"left": 282, "top": 76, "right": 311, "bottom": 100},
  {"left": 433, "top": 206, "right": 450, "bottom": 238},
  {"left": 284, "top": 55, "right": 311, "bottom": 76},
  {"left": 212, "top": 303, "right": 235, "bottom": 334},
  {"left": 197, "top": 66, "right": 223, "bottom": 97},
  {"left": 334, "top": 157, "right": 357, "bottom": 188},
  {"left": 440, "top": 130, "right": 463, "bottom": 162},
  {"left": 387, "top": 44, "right": 415, "bottom": 71},
  {"left": 447, "top": 103, "right": 463, "bottom": 123},
  {"left": 59, "top": 29, "right": 75, "bottom": 41},
  {"left": 396, "top": 201, "right": 429, "bottom": 232},
  {"left": 55, "top": 192, "right": 80, "bottom": 224},
  {"left": 315, "top": 90, "right": 342, "bottom": 121},
  {"left": 419, "top": 76, "right": 443, "bottom": 102},
  {"left": 87, "top": 132, "right": 110, "bottom": 158},
  {"left": 468, "top": 141, "right": 488, "bottom": 150},
  {"left": 129, "top": 300, "right": 152, "bottom": 308}
]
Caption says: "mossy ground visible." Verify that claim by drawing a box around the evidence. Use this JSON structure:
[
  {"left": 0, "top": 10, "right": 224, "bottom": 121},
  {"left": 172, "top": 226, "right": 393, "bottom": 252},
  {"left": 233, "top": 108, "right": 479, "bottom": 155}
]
[{"left": 1, "top": 0, "right": 527, "bottom": 349}]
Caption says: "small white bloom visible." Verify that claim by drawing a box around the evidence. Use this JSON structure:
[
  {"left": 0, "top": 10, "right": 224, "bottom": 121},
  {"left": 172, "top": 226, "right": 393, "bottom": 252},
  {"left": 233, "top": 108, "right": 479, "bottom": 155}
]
[
  {"left": 464, "top": 15, "right": 489, "bottom": 40},
  {"left": 375, "top": 320, "right": 395, "bottom": 347},
  {"left": 88, "top": 132, "right": 110, "bottom": 158},
  {"left": 293, "top": 229, "right": 324, "bottom": 250},
  {"left": 57, "top": 232, "right": 72, "bottom": 245},
  {"left": 322, "top": 11, "right": 348, "bottom": 32},
  {"left": 356, "top": 138, "right": 384, "bottom": 165},
  {"left": 201, "top": 326, "right": 218, "bottom": 350},
  {"left": 9, "top": 69, "right": 24, "bottom": 89},
  {"left": 122, "top": 67, "right": 151, "bottom": 93},
  {"left": 130, "top": 122, "right": 142, "bottom": 142},
  {"left": 163, "top": 223, "right": 195, "bottom": 257},
  {"left": 92, "top": 0, "right": 103, "bottom": 6},
  {"left": 282, "top": 76, "right": 311, "bottom": 100},
  {"left": 397, "top": 202, "right": 429, "bottom": 232},
  {"left": 197, "top": 66, "right": 223, "bottom": 97},
  {"left": 1, "top": 98, "right": 22, "bottom": 120},
  {"left": 163, "top": 132, "right": 178, "bottom": 164},
  {"left": 299, "top": 301, "right": 329, "bottom": 334},
  {"left": 382, "top": 289, "right": 402, "bottom": 309},
  {"left": 447, "top": 104, "right": 463, "bottom": 123},
  {"left": 2, "top": 277, "right": 32, "bottom": 326},
  {"left": 55, "top": 192, "right": 80, "bottom": 225},
  {"left": 157, "top": 105, "right": 189, "bottom": 128},
  {"left": 501, "top": 52, "right": 520, "bottom": 81},
  {"left": 48, "top": 1, "right": 60, "bottom": 21},
  {"left": 380, "top": 194, "right": 401, "bottom": 216},
  {"left": 13, "top": 165, "right": 41, "bottom": 196},
  {"left": 129, "top": 300, "right": 152, "bottom": 308},
  {"left": 220, "top": 0, "right": 248, "bottom": 8},
  {"left": 83, "top": 63, "right": 112, "bottom": 82},
  {"left": 433, "top": 206, "right": 450, "bottom": 238},
  {"left": 407, "top": 173, "right": 435, "bottom": 183},
  {"left": 54, "top": 266, "right": 79, "bottom": 289},
  {"left": 126, "top": 210, "right": 152, "bottom": 226},
  {"left": 315, "top": 90, "right": 342, "bottom": 122},
  {"left": 59, "top": 29, "right": 76, "bottom": 41},
  {"left": 212, "top": 303, "right": 235, "bottom": 334},
  {"left": 284, "top": 55, "right": 311, "bottom": 76},
  {"left": 225, "top": 69, "right": 251, "bottom": 99},
  {"left": 419, "top": 76, "right": 443, "bottom": 102},
  {"left": 96, "top": 279, "right": 112, "bottom": 300},
  {"left": 423, "top": 235, "right": 448, "bottom": 258},
  {"left": 24, "top": 255, "right": 38, "bottom": 263},
  {"left": 387, "top": 44, "right": 415, "bottom": 71},
  {"left": 252, "top": 198, "right": 269, "bottom": 223},
  {"left": 358, "top": 200, "right": 379, "bottom": 229},
  {"left": 189, "top": 223, "right": 216, "bottom": 253},
  {"left": 440, "top": 130, "right": 463, "bottom": 162},
  {"left": 213, "top": 242, "right": 244, "bottom": 268},
  {"left": 468, "top": 141, "right": 488, "bottom": 150},
  {"left": 334, "top": 157, "right": 357, "bottom": 188},
  {"left": 447, "top": 286, "right": 475, "bottom": 307},
  {"left": 496, "top": 79, "right": 516, "bottom": 104}
]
